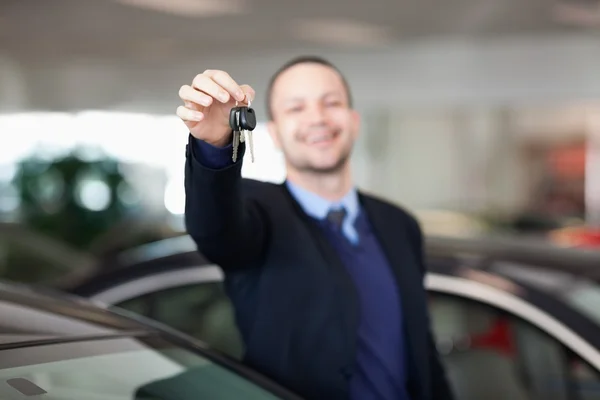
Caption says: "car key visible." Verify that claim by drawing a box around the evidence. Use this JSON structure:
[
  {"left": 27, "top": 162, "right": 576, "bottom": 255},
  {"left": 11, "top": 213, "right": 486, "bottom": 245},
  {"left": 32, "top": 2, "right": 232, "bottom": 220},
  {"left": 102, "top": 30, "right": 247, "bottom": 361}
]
[
  {"left": 238, "top": 101, "right": 257, "bottom": 162},
  {"left": 229, "top": 105, "right": 242, "bottom": 162},
  {"left": 228, "top": 101, "right": 257, "bottom": 163}
]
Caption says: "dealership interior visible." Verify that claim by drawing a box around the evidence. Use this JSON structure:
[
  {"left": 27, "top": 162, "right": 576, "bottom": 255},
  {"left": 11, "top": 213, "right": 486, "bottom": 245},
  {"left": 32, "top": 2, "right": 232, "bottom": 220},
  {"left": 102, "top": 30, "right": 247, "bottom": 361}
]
[{"left": 1, "top": 0, "right": 600, "bottom": 399}]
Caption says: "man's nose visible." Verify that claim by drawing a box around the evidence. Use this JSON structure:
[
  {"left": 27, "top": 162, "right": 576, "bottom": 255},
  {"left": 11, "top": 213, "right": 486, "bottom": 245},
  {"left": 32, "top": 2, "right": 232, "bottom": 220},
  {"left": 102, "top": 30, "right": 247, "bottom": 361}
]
[{"left": 305, "top": 104, "right": 326, "bottom": 124}]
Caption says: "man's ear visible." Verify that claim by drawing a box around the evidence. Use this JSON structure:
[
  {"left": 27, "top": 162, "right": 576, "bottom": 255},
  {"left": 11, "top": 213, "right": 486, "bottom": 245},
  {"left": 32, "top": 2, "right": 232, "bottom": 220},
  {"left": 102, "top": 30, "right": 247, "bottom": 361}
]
[{"left": 267, "top": 121, "right": 282, "bottom": 150}]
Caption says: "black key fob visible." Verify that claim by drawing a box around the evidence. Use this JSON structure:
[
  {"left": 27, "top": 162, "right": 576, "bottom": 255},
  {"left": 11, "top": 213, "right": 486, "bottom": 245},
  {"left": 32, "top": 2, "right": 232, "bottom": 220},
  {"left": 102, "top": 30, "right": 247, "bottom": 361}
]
[
  {"left": 229, "top": 106, "right": 241, "bottom": 131},
  {"left": 239, "top": 107, "right": 257, "bottom": 130}
]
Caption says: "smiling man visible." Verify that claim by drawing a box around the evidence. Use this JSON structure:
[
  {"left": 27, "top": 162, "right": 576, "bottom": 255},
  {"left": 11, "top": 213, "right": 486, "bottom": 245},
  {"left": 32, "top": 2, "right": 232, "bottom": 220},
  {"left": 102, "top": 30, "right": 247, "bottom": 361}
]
[{"left": 178, "top": 56, "right": 454, "bottom": 400}]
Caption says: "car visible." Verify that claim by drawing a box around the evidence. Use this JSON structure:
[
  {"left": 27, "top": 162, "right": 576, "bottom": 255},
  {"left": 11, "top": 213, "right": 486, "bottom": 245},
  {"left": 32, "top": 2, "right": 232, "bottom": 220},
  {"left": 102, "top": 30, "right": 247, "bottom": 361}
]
[
  {"left": 0, "top": 278, "right": 303, "bottom": 400},
  {"left": 59, "top": 234, "right": 600, "bottom": 400},
  {"left": 0, "top": 222, "right": 96, "bottom": 284}
]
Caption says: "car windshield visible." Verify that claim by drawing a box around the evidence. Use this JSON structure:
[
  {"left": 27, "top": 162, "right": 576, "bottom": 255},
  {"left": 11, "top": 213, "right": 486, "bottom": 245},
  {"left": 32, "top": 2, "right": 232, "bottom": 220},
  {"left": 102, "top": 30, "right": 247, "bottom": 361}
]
[{"left": 0, "top": 334, "right": 286, "bottom": 400}]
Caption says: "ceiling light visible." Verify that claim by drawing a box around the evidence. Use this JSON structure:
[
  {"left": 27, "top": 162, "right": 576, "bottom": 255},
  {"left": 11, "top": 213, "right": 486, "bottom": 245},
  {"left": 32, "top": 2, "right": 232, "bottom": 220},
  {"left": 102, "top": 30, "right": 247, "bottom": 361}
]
[
  {"left": 113, "top": 0, "right": 246, "bottom": 17},
  {"left": 289, "top": 18, "right": 394, "bottom": 47}
]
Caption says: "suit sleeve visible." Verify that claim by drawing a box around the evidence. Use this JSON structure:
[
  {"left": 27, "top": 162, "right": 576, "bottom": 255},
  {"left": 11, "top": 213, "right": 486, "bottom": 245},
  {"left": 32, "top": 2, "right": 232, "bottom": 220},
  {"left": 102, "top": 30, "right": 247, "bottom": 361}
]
[
  {"left": 407, "top": 215, "right": 456, "bottom": 400},
  {"left": 192, "top": 137, "right": 235, "bottom": 169},
  {"left": 184, "top": 133, "right": 269, "bottom": 270}
]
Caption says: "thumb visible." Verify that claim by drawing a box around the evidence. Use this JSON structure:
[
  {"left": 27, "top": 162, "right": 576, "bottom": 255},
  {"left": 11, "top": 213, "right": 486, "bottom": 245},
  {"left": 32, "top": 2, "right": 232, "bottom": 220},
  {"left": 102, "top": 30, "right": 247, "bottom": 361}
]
[{"left": 240, "top": 84, "right": 256, "bottom": 105}]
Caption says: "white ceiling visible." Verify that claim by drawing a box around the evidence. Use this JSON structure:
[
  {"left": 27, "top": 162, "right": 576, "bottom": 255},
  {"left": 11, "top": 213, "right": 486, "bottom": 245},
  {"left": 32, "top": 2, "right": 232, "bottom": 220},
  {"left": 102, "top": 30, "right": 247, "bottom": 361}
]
[{"left": 1, "top": 0, "right": 598, "bottom": 64}]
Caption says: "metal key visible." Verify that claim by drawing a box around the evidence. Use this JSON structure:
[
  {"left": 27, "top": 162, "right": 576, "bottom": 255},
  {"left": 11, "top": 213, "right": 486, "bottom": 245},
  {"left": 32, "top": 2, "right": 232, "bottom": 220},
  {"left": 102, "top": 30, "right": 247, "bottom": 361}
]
[
  {"left": 238, "top": 101, "right": 257, "bottom": 162},
  {"left": 229, "top": 105, "right": 242, "bottom": 162},
  {"left": 247, "top": 129, "right": 254, "bottom": 162},
  {"left": 228, "top": 101, "right": 257, "bottom": 162},
  {"left": 238, "top": 110, "right": 245, "bottom": 144}
]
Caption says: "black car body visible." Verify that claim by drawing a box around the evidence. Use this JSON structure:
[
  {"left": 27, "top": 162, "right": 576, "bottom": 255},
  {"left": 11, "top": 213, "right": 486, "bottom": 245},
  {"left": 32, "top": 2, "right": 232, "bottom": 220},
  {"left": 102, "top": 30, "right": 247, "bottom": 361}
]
[
  {"left": 0, "top": 279, "right": 302, "bottom": 400},
  {"left": 59, "top": 234, "right": 600, "bottom": 400}
]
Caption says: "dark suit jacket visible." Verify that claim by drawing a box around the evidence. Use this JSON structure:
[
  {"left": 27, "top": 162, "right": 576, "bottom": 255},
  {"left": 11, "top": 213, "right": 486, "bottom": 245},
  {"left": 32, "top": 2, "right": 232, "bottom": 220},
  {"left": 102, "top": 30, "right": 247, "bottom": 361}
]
[{"left": 184, "top": 137, "right": 454, "bottom": 400}]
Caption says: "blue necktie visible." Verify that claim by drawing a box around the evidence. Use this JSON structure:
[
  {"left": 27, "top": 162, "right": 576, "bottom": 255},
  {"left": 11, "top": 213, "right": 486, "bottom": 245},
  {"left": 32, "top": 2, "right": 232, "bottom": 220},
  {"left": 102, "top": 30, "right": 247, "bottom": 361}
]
[{"left": 326, "top": 207, "right": 346, "bottom": 231}]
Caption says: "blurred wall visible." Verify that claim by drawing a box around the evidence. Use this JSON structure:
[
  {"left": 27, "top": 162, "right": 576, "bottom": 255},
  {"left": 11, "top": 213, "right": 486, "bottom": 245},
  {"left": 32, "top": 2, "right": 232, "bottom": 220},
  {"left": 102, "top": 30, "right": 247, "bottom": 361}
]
[
  {"left": 2, "top": 33, "right": 599, "bottom": 221},
  {"left": 1, "top": 33, "right": 600, "bottom": 117},
  {"left": 352, "top": 107, "right": 528, "bottom": 214}
]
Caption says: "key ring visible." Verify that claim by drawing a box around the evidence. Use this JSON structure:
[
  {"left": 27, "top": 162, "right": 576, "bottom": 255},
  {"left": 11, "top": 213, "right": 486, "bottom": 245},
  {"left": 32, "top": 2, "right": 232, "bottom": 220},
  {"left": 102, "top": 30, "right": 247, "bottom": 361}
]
[{"left": 235, "top": 98, "right": 251, "bottom": 108}]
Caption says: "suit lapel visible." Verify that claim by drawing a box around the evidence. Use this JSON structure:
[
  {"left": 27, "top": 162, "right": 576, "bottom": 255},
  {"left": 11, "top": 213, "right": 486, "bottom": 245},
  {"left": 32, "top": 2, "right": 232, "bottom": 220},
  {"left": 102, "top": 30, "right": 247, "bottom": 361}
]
[
  {"left": 359, "top": 193, "right": 430, "bottom": 398},
  {"left": 277, "top": 183, "right": 430, "bottom": 392},
  {"left": 278, "top": 183, "right": 360, "bottom": 366}
]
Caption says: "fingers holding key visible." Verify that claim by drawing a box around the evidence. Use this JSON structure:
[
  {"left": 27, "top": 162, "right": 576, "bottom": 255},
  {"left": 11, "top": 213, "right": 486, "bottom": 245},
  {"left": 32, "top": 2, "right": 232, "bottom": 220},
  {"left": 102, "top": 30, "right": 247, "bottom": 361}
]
[
  {"left": 190, "top": 70, "right": 242, "bottom": 104},
  {"left": 176, "top": 104, "right": 204, "bottom": 123},
  {"left": 239, "top": 84, "right": 256, "bottom": 105},
  {"left": 179, "top": 84, "right": 213, "bottom": 109},
  {"left": 183, "top": 70, "right": 254, "bottom": 108},
  {"left": 177, "top": 69, "right": 256, "bottom": 144},
  {"left": 202, "top": 69, "right": 247, "bottom": 103}
]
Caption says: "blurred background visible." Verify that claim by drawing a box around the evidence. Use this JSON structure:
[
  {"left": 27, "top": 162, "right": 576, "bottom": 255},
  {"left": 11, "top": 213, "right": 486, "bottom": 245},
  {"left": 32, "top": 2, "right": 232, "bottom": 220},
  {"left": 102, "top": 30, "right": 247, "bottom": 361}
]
[
  {"left": 4, "top": 2, "right": 600, "bottom": 399},
  {"left": 2, "top": 0, "right": 599, "bottom": 285}
]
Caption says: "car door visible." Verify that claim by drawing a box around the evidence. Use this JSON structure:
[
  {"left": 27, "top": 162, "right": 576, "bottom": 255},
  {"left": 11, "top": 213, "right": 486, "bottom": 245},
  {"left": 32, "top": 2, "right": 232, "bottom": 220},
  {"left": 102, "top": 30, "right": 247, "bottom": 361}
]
[
  {"left": 91, "top": 266, "right": 245, "bottom": 360},
  {"left": 427, "top": 273, "right": 600, "bottom": 400}
]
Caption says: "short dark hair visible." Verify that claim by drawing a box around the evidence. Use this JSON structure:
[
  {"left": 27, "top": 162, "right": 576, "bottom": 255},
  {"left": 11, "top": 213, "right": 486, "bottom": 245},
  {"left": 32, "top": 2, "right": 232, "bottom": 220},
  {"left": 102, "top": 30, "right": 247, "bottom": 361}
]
[{"left": 265, "top": 55, "right": 353, "bottom": 120}]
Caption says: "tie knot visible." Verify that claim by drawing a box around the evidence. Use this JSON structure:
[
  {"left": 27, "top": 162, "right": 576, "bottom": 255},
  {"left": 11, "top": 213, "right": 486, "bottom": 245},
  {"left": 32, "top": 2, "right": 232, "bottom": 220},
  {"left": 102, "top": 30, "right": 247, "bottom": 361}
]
[{"left": 326, "top": 207, "right": 347, "bottom": 230}]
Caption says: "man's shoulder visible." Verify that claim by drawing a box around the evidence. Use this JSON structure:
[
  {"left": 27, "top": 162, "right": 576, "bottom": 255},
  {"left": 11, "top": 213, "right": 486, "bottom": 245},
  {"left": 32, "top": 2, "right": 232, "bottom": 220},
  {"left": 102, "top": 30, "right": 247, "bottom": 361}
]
[
  {"left": 360, "top": 191, "right": 425, "bottom": 268},
  {"left": 360, "top": 190, "right": 416, "bottom": 218},
  {"left": 360, "top": 190, "right": 422, "bottom": 232}
]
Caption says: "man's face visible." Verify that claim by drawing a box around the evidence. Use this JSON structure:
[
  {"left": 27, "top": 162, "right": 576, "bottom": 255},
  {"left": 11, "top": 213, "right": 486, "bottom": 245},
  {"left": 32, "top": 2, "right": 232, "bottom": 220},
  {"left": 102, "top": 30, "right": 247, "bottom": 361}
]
[{"left": 267, "top": 63, "right": 360, "bottom": 174}]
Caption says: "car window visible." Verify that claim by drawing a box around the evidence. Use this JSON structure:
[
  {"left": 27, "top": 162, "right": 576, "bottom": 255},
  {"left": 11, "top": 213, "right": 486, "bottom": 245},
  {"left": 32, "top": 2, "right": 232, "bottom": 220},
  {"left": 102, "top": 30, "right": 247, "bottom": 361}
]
[
  {"left": 492, "top": 262, "right": 600, "bottom": 332},
  {"left": 115, "top": 283, "right": 244, "bottom": 360},
  {"left": 0, "top": 335, "right": 284, "bottom": 400},
  {"left": 569, "top": 357, "right": 600, "bottom": 400},
  {"left": 428, "top": 292, "right": 600, "bottom": 400}
]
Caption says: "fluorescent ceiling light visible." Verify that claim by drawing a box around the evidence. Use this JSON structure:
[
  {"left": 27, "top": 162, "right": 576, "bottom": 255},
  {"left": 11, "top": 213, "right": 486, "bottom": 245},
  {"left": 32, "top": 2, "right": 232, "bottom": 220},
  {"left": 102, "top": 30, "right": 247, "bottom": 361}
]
[
  {"left": 289, "top": 18, "right": 394, "bottom": 47},
  {"left": 113, "top": 0, "right": 246, "bottom": 17}
]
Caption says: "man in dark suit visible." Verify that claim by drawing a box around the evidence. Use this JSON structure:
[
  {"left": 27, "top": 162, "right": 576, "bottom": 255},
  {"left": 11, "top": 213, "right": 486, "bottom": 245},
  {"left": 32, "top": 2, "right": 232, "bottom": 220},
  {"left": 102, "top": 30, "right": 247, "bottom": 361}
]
[{"left": 177, "top": 56, "right": 454, "bottom": 400}]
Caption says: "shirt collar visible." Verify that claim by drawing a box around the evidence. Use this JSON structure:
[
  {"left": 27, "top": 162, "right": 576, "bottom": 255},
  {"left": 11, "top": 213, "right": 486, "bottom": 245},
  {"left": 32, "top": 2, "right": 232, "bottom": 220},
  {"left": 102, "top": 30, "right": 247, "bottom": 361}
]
[{"left": 285, "top": 180, "right": 360, "bottom": 223}]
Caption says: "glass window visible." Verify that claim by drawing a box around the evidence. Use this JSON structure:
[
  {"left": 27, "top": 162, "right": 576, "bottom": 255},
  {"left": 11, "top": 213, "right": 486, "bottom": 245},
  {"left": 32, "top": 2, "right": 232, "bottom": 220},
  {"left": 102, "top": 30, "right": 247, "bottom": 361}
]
[
  {"left": 568, "top": 355, "right": 600, "bottom": 400},
  {"left": 491, "top": 261, "right": 600, "bottom": 331},
  {"left": 115, "top": 283, "right": 244, "bottom": 360},
  {"left": 428, "top": 292, "right": 600, "bottom": 400},
  {"left": 0, "top": 335, "right": 283, "bottom": 400}
]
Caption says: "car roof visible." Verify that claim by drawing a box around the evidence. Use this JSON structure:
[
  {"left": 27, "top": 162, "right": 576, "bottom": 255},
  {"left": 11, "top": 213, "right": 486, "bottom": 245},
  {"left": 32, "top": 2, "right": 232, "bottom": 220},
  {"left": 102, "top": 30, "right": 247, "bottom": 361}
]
[
  {"left": 57, "top": 233, "right": 600, "bottom": 294},
  {"left": 56, "top": 233, "right": 600, "bottom": 358},
  {"left": 0, "top": 222, "right": 96, "bottom": 274},
  {"left": 426, "top": 235, "right": 600, "bottom": 268},
  {"left": 105, "top": 233, "right": 600, "bottom": 277},
  {"left": 0, "top": 279, "right": 154, "bottom": 348},
  {"left": 425, "top": 235, "right": 600, "bottom": 281}
]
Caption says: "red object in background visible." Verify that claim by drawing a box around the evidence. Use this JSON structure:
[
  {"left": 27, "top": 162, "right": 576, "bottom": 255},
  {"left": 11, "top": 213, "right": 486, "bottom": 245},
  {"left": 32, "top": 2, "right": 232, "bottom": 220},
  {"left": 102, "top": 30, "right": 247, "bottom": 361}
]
[
  {"left": 550, "top": 227, "right": 600, "bottom": 248},
  {"left": 548, "top": 144, "right": 586, "bottom": 179},
  {"left": 470, "top": 318, "right": 516, "bottom": 357},
  {"left": 569, "top": 229, "right": 600, "bottom": 248}
]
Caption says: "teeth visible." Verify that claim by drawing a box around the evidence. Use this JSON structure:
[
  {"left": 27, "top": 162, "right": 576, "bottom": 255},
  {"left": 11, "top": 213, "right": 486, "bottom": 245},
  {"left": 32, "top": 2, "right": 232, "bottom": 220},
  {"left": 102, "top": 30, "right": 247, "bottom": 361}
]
[{"left": 308, "top": 133, "right": 334, "bottom": 144}]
